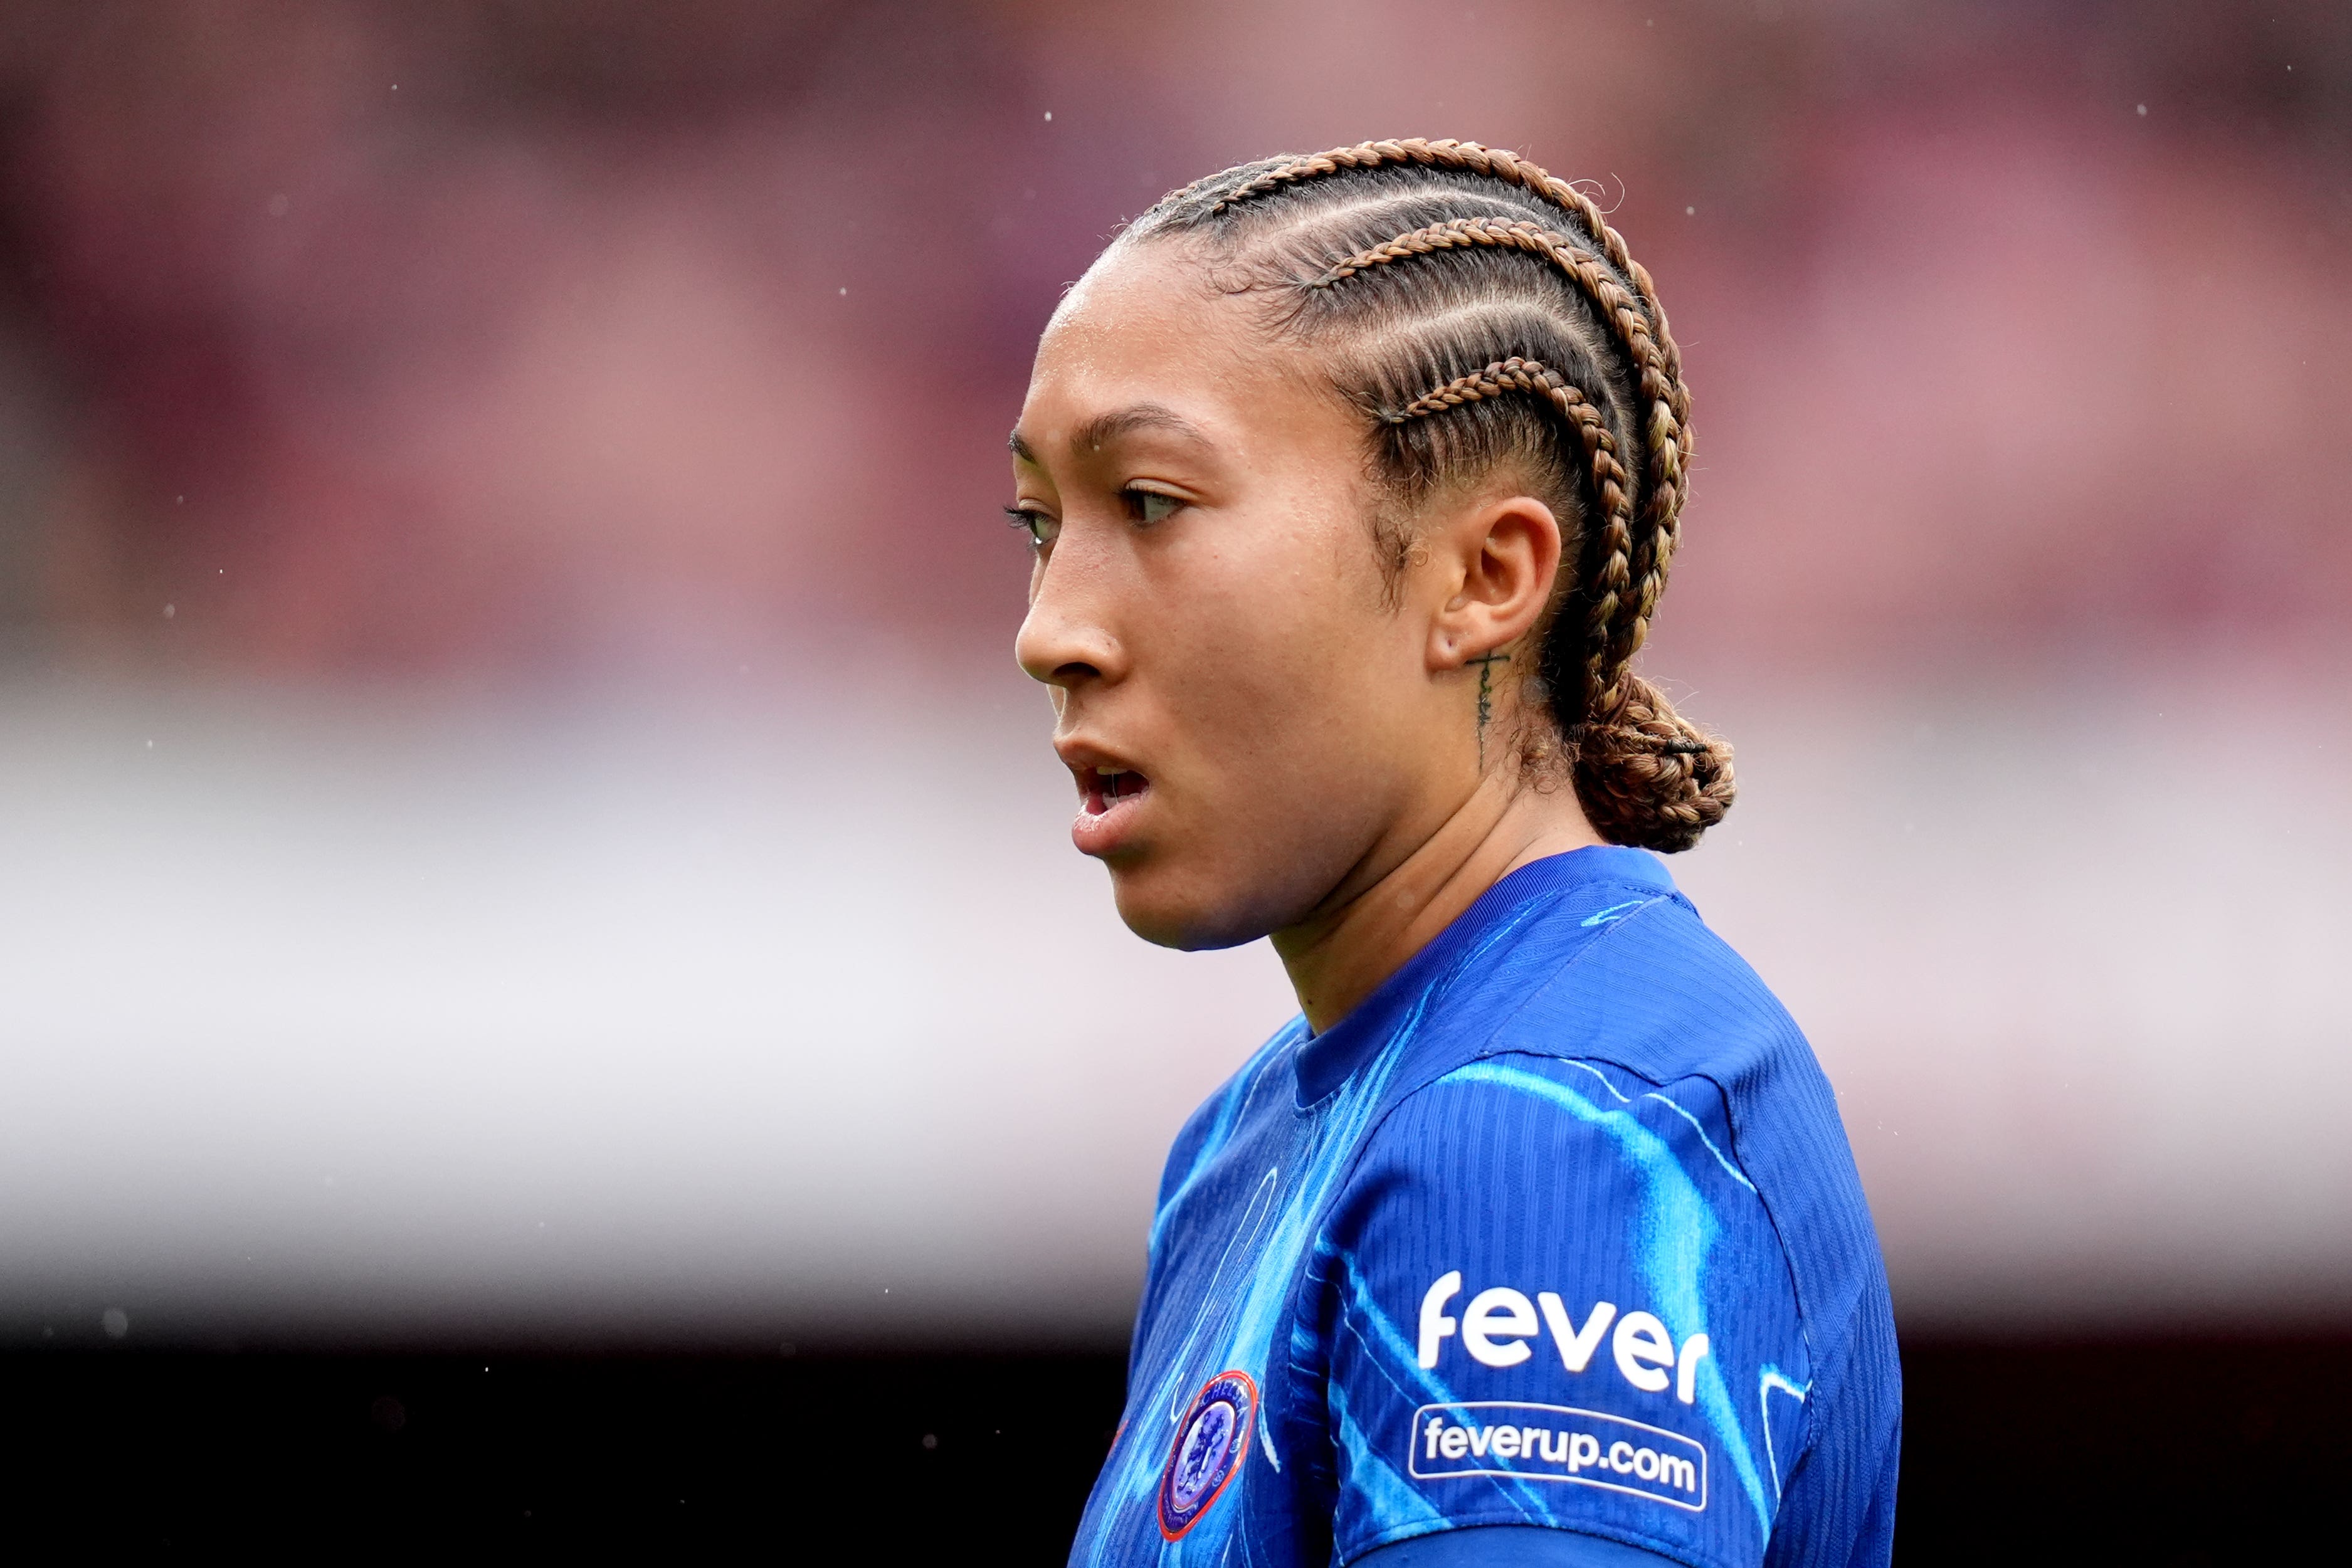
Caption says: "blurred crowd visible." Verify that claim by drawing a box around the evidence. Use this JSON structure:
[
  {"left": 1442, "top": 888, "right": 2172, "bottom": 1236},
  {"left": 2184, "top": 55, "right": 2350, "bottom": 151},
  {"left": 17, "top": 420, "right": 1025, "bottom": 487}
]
[
  {"left": 1, "top": 2, "right": 2348, "bottom": 1347},
  {"left": 0, "top": 0, "right": 2344, "bottom": 687}
]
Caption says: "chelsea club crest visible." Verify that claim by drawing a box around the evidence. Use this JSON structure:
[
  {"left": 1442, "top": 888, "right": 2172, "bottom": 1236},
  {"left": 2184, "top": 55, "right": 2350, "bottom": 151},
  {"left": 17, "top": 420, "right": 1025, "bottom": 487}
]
[{"left": 1158, "top": 1370, "right": 1258, "bottom": 1540}]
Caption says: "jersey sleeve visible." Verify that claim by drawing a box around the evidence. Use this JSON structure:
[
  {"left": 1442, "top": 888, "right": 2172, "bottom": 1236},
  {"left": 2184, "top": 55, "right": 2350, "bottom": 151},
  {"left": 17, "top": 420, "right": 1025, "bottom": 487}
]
[
  {"left": 1358, "top": 1522, "right": 1687, "bottom": 1567},
  {"left": 1311, "top": 1053, "right": 1813, "bottom": 1568}
]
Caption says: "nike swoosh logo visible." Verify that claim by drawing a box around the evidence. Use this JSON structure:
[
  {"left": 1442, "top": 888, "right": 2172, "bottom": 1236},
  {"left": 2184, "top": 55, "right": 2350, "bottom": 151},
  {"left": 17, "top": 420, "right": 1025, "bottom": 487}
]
[{"left": 1581, "top": 899, "right": 1648, "bottom": 928}]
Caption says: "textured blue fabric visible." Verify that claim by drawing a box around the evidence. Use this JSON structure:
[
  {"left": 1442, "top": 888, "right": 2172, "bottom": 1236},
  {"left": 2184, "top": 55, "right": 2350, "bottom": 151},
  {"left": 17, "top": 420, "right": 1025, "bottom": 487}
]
[
  {"left": 1361, "top": 1522, "right": 1682, "bottom": 1566},
  {"left": 1066, "top": 846, "right": 1900, "bottom": 1568}
]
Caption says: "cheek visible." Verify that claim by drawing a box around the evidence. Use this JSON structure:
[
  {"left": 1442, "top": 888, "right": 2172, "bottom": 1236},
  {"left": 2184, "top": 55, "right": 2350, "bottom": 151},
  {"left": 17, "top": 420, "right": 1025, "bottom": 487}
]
[
  {"left": 1147, "top": 535, "right": 1419, "bottom": 790},
  {"left": 1107, "top": 512, "right": 1433, "bottom": 944}
]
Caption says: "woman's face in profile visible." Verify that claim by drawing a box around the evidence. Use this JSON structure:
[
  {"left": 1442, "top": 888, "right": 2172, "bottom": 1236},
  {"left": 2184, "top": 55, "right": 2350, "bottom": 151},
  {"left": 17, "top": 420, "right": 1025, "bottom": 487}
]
[{"left": 1011, "top": 240, "right": 1464, "bottom": 952}]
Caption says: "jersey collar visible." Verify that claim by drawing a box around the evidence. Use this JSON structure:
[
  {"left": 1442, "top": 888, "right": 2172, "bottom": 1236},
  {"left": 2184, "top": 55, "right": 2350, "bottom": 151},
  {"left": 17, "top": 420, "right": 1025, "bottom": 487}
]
[{"left": 1290, "top": 845, "right": 1676, "bottom": 1107}]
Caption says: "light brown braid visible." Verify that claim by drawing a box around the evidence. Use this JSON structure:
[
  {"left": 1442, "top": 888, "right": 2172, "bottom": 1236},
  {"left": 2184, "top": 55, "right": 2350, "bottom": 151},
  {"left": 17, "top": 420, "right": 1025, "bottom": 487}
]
[
  {"left": 1380, "top": 355, "right": 1635, "bottom": 717},
  {"left": 1213, "top": 139, "right": 1689, "bottom": 426},
  {"left": 1129, "top": 139, "right": 1733, "bottom": 851},
  {"left": 1220, "top": 142, "right": 1694, "bottom": 653},
  {"left": 1317, "top": 216, "right": 1686, "bottom": 684}
]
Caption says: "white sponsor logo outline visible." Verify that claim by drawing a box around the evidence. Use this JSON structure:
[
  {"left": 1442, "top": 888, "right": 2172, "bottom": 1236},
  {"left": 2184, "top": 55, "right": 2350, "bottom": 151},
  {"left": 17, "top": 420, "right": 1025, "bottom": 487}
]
[{"left": 1408, "top": 1400, "right": 1708, "bottom": 1513}]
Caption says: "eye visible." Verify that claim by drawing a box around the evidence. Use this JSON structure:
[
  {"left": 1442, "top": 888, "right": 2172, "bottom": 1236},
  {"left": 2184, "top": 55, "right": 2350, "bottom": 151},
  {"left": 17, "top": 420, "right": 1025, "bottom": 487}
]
[
  {"left": 1121, "top": 488, "right": 1183, "bottom": 526},
  {"left": 1005, "top": 506, "right": 1060, "bottom": 548}
]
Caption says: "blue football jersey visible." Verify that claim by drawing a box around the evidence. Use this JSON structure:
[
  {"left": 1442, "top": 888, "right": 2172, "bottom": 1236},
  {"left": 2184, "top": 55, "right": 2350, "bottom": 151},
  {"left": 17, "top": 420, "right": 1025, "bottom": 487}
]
[{"left": 1067, "top": 846, "right": 1899, "bottom": 1568}]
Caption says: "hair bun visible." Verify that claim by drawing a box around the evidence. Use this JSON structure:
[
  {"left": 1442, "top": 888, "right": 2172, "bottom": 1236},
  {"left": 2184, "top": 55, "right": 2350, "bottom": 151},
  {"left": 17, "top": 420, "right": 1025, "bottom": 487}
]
[
  {"left": 1570, "top": 673, "right": 1734, "bottom": 853},
  {"left": 1131, "top": 140, "right": 1728, "bottom": 851}
]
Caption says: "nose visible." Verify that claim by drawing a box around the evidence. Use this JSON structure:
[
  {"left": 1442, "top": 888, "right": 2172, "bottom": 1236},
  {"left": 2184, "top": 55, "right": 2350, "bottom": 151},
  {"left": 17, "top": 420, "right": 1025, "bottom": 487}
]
[{"left": 1015, "top": 548, "right": 1123, "bottom": 692}]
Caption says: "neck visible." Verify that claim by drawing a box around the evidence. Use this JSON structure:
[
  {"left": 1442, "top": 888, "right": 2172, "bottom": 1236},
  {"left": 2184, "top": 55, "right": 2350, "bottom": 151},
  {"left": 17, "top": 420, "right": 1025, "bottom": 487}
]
[{"left": 1270, "top": 769, "right": 1603, "bottom": 1033}]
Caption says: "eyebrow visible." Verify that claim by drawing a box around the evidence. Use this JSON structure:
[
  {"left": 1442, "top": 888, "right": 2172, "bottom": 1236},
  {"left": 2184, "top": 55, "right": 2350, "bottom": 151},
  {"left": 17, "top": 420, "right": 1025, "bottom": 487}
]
[{"left": 1007, "top": 403, "right": 1210, "bottom": 465}]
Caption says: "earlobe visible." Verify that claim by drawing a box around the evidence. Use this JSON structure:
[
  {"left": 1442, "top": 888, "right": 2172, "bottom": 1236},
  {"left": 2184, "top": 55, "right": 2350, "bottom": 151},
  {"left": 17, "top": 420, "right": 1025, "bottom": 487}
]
[
  {"left": 1421, "top": 497, "right": 1561, "bottom": 770},
  {"left": 1426, "top": 494, "right": 1563, "bottom": 668}
]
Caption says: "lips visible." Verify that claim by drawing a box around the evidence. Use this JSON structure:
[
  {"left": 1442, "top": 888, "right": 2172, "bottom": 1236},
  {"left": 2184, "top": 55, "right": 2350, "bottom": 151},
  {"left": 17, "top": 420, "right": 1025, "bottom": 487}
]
[
  {"left": 1080, "top": 766, "right": 1150, "bottom": 816},
  {"left": 1068, "top": 762, "right": 1151, "bottom": 858}
]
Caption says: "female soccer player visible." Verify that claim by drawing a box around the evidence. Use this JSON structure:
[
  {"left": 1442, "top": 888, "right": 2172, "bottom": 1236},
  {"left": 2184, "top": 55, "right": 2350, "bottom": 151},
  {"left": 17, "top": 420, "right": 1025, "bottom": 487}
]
[{"left": 1008, "top": 140, "right": 1897, "bottom": 1568}]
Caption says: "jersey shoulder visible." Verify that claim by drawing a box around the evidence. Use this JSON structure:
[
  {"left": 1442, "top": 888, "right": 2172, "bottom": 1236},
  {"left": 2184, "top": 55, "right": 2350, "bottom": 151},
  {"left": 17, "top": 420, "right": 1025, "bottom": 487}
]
[
  {"left": 1400, "top": 888, "right": 1879, "bottom": 1320},
  {"left": 1470, "top": 885, "right": 1807, "bottom": 1090},
  {"left": 1316, "top": 1028, "right": 1810, "bottom": 1565},
  {"left": 1337, "top": 883, "right": 1897, "bottom": 1568}
]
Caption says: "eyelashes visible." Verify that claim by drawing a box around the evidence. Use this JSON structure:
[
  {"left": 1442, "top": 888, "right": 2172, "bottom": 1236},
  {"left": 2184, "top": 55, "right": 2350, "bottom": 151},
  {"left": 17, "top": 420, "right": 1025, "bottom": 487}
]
[
  {"left": 1122, "top": 488, "right": 1181, "bottom": 525},
  {"left": 1003, "top": 488, "right": 1185, "bottom": 548},
  {"left": 1004, "top": 505, "right": 1058, "bottom": 547}
]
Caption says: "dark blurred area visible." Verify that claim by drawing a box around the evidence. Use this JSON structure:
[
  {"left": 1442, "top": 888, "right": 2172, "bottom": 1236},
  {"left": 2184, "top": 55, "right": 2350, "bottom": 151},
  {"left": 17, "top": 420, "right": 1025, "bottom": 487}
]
[
  {"left": 8, "top": 1340, "right": 2344, "bottom": 1557},
  {"left": 2, "top": 0, "right": 2347, "bottom": 1554}
]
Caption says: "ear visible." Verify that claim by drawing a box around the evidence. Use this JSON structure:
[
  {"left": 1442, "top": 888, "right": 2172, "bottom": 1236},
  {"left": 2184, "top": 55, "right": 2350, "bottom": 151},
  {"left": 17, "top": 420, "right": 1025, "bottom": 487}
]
[{"left": 1423, "top": 493, "right": 1563, "bottom": 673}]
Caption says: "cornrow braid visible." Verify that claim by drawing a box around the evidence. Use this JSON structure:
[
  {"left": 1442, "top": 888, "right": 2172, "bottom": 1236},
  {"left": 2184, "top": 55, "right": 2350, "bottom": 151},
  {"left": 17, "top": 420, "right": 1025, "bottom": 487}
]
[
  {"left": 1127, "top": 139, "right": 1732, "bottom": 852},
  {"left": 1315, "top": 216, "right": 1685, "bottom": 679},
  {"left": 1378, "top": 355, "right": 1635, "bottom": 721},
  {"left": 1211, "top": 139, "right": 1690, "bottom": 427}
]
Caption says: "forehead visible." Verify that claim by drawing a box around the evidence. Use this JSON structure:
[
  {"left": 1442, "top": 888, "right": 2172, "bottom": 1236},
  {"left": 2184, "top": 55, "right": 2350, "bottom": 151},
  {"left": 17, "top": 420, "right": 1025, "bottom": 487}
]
[{"left": 1023, "top": 240, "right": 1319, "bottom": 443}]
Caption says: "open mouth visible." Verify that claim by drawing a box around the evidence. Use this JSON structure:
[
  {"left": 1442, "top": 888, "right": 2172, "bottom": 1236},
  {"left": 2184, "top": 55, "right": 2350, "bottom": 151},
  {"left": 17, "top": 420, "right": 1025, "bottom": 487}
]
[{"left": 1080, "top": 766, "right": 1151, "bottom": 816}]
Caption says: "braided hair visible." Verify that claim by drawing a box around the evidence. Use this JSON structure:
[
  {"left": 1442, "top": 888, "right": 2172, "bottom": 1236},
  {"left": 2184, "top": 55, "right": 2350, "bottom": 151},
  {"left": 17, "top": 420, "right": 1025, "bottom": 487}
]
[{"left": 1124, "top": 139, "right": 1732, "bottom": 853}]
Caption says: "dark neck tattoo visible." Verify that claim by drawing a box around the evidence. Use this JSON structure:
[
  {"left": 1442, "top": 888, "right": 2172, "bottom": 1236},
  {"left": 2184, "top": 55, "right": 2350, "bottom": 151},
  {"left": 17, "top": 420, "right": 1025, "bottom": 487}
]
[{"left": 1469, "top": 650, "right": 1510, "bottom": 769}]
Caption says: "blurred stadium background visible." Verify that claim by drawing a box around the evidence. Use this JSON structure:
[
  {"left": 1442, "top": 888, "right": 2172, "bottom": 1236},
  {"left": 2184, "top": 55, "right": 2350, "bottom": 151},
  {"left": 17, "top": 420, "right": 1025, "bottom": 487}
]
[{"left": 1, "top": 0, "right": 2346, "bottom": 1555}]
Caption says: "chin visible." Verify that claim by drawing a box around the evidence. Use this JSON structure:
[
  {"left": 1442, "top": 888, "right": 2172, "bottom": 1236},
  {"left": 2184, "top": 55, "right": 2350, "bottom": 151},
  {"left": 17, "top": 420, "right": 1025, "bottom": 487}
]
[{"left": 1106, "top": 863, "right": 1277, "bottom": 952}]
